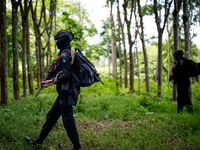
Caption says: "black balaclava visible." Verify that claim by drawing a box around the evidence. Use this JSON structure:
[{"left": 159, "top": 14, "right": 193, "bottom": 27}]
[
  {"left": 54, "top": 30, "right": 74, "bottom": 55},
  {"left": 56, "top": 37, "right": 71, "bottom": 53},
  {"left": 173, "top": 50, "right": 184, "bottom": 61}
]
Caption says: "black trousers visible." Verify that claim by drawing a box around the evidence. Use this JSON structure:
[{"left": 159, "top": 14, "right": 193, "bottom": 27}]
[
  {"left": 37, "top": 91, "right": 80, "bottom": 146},
  {"left": 177, "top": 82, "right": 193, "bottom": 113}
]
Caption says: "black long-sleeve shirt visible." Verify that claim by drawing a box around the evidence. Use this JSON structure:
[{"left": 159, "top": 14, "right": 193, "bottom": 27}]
[
  {"left": 172, "top": 57, "right": 190, "bottom": 85},
  {"left": 52, "top": 51, "right": 72, "bottom": 89}
]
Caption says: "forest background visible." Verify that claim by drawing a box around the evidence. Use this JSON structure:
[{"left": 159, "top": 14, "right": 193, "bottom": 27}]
[{"left": 1, "top": 0, "right": 200, "bottom": 149}]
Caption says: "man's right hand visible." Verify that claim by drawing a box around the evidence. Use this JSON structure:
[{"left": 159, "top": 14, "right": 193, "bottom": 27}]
[{"left": 169, "top": 72, "right": 173, "bottom": 77}]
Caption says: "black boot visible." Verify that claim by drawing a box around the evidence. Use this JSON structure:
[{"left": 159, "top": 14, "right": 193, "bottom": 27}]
[
  {"left": 71, "top": 148, "right": 82, "bottom": 150},
  {"left": 24, "top": 136, "right": 43, "bottom": 146},
  {"left": 71, "top": 142, "right": 82, "bottom": 150}
]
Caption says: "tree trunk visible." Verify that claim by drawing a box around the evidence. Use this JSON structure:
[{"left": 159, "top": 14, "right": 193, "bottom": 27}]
[
  {"left": 54, "top": 2, "right": 57, "bottom": 55},
  {"left": 107, "top": 41, "right": 111, "bottom": 78},
  {"left": 172, "top": 0, "right": 182, "bottom": 101},
  {"left": 183, "top": 0, "right": 190, "bottom": 59},
  {"left": 26, "top": 17, "right": 34, "bottom": 95},
  {"left": 199, "top": 0, "right": 200, "bottom": 85},
  {"left": 136, "top": 45, "right": 140, "bottom": 95},
  {"left": 31, "top": 0, "right": 44, "bottom": 85},
  {"left": 0, "top": 0, "right": 9, "bottom": 104},
  {"left": 117, "top": 0, "right": 127, "bottom": 88},
  {"left": 183, "top": 0, "right": 193, "bottom": 101},
  {"left": 20, "top": 13, "right": 28, "bottom": 97},
  {"left": 11, "top": 0, "right": 20, "bottom": 100},
  {"left": 118, "top": 36, "right": 122, "bottom": 87},
  {"left": 157, "top": 32, "right": 163, "bottom": 97},
  {"left": 167, "top": 20, "right": 172, "bottom": 81},
  {"left": 137, "top": 0, "right": 150, "bottom": 93},
  {"left": 116, "top": 0, "right": 122, "bottom": 87},
  {"left": 154, "top": 0, "right": 172, "bottom": 97},
  {"left": 109, "top": 2, "right": 117, "bottom": 79},
  {"left": 43, "top": 0, "right": 56, "bottom": 74},
  {"left": 123, "top": 0, "right": 135, "bottom": 92}
]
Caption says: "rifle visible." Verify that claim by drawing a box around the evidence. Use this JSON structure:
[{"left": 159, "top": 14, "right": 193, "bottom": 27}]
[
  {"left": 35, "top": 70, "right": 64, "bottom": 97},
  {"left": 35, "top": 72, "right": 52, "bottom": 97}
]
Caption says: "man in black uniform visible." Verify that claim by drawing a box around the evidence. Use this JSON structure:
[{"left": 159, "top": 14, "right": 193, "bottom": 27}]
[
  {"left": 169, "top": 50, "right": 193, "bottom": 113},
  {"left": 25, "top": 30, "right": 82, "bottom": 150}
]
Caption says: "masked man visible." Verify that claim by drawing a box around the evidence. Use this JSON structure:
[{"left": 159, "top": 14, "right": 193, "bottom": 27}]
[
  {"left": 25, "top": 30, "right": 82, "bottom": 150},
  {"left": 170, "top": 50, "right": 193, "bottom": 113}
]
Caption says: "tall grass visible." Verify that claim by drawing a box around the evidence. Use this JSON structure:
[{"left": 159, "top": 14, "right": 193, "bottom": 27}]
[{"left": 1, "top": 77, "right": 200, "bottom": 149}]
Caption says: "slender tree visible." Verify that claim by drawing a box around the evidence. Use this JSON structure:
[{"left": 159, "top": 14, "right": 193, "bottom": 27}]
[
  {"left": 136, "top": 0, "right": 150, "bottom": 93},
  {"left": 11, "top": 0, "right": 21, "bottom": 100},
  {"left": 154, "top": 0, "right": 172, "bottom": 97},
  {"left": 167, "top": 19, "right": 173, "bottom": 81},
  {"left": 0, "top": 0, "right": 9, "bottom": 104},
  {"left": 20, "top": 0, "right": 34, "bottom": 95},
  {"left": 31, "top": 0, "right": 43, "bottom": 86},
  {"left": 199, "top": 0, "right": 200, "bottom": 85},
  {"left": 123, "top": 0, "right": 137, "bottom": 92},
  {"left": 172, "top": 0, "right": 182, "bottom": 101},
  {"left": 135, "top": 42, "right": 140, "bottom": 95},
  {"left": 54, "top": 1, "right": 57, "bottom": 55},
  {"left": 183, "top": 0, "right": 193, "bottom": 100},
  {"left": 116, "top": 0, "right": 122, "bottom": 87},
  {"left": 108, "top": 0, "right": 117, "bottom": 79},
  {"left": 183, "top": 0, "right": 190, "bottom": 59},
  {"left": 43, "top": 0, "right": 56, "bottom": 73},
  {"left": 117, "top": 0, "right": 128, "bottom": 88},
  {"left": 26, "top": 16, "right": 34, "bottom": 95},
  {"left": 31, "top": 0, "right": 54, "bottom": 85},
  {"left": 20, "top": 0, "right": 28, "bottom": 97}
]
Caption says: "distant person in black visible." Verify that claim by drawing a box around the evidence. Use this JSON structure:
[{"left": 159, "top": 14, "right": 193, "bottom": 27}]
[
  {"left": 169, "top": 50, "right": 193, "bottom": 113},
  {"left": 25, "top": 30, "right": 82, "bottom": 150}
]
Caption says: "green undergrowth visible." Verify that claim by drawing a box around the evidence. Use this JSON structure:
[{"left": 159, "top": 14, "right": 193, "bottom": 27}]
[{"left": 1, "top": 78, "right": 200, "bottom": 149}]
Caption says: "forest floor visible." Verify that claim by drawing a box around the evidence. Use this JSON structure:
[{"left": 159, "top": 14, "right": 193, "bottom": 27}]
[{"left": 1, "top": 79, "right": 200, "bottom": 149}]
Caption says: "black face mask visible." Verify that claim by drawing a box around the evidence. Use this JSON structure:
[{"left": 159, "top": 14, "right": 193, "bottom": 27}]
[{"left": 56, "top": 38, "right": 71, "bottom": 51}]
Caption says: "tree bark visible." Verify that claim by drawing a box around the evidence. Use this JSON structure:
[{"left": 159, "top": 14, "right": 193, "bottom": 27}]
[
  {"left": 136, "top": 45, "right": 140, "bottom": 95},
  {"left": 43, "top": 0, "right": 56, "bottom": 74},
  {"left": 123, "top": 0, "right": 135, "bottom": 92},
  {"left": 117, "top": 0, "right": 127, "bottom": 88},
  {"left": 0, "top": 0, "right": 9, "bottom": 104},
  {"left": 116, "top": 0, "right": 122, "bottom": 87},
  {"left": 20, "top": 1, "right": 28, "bottom": 97},
  {"left": 137, "top": 0, "right": 150, "bottom": 93},
  {"left": 183, "top": 0, "right": 190, "bottom": 59},
  {"left": 31, "top": 0, "right": 44, "bottom": 86},
  {"left": 107, "top": 41, "right": 111, "bottom": 78},
  {"left": 26, "top": 17, "right": 34, "bottom": 95},
  {"left": 154, "top": 0, "right": 172, "bottom": 97},
  {"left": 21, "top": 0, "right": 34, "bottom": 95},
  {"left": 167, "top": 19, "right": 173, "bottom": 81},
  {"left": 172, "top": 0, "right": 182, "bottom": 101},
  {"left": 109, "top": 1, "right": 117, "bottom": 79},
  {"left": 54, "top": 2, "right": 57, "bottom": 55},
  {"left": 183, "top": 0, "right": 193, "bottom": 101},
  {"left": 11, "top": 0, "right": 20, "bottom": 100},
  {"left": 199, "top": 0, "right": 200, "bottom": 85}
]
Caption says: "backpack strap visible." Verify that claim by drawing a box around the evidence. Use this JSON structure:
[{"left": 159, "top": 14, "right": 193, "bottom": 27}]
[{"left": 71, "top": 48, "right": 75, "bottom": 65}]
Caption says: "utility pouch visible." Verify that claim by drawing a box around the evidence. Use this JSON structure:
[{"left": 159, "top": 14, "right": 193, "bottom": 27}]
[
  {"left": 61, "top": 82, "right": 69, "bottom": 91},
  {"left": 67, "top": 84, "right": 80, "bottom": 106},
  {"left": 68, "top": 89, "right": 76, "bottom": 106}
]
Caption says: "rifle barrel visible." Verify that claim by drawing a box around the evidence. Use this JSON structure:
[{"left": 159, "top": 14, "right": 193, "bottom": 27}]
[{"left": 35, "top": 87, "right": 43, "bottom": 97}]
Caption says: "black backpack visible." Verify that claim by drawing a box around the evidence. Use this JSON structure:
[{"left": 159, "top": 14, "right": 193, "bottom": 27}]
[
  {"left": 70, "top": 48, "right": 104, "bottom": 87},
  {"left": 186, "top": 59, "right": 200, "bottom": 77}
]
